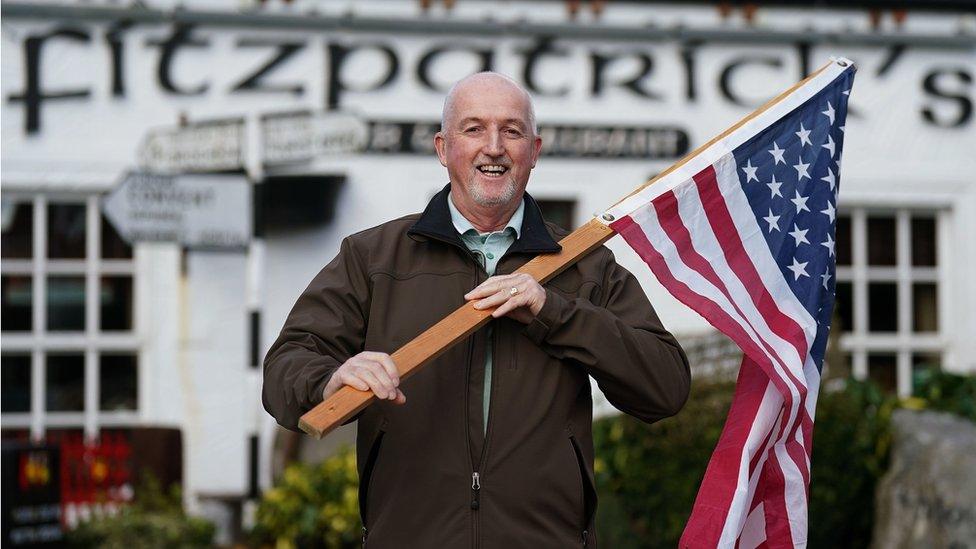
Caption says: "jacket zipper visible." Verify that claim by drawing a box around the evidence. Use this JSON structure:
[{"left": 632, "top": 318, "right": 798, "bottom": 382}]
[{"left": 464, "top": 249, "right": 488, "bottom": 549}]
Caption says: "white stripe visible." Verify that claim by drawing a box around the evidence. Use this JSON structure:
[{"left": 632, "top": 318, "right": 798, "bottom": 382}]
[
  {"left": 602, "top": 59, "right": 853, "bottom": 222},
  {"left": 739, "top": 502, "right": 767, "bottom": 549}
]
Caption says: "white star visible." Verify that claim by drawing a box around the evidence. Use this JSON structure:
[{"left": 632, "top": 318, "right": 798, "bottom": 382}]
[
  {"left": 821, "top": 201, "right": 836, "bottom": 223},
  {"left": 822, "top": 135, "right": 835, "bottom": 158},
  {"left": 767, "top": 174, "right": 783, "bottom": 199},
  {"left": 762, "top": 209, "right": 781, "bottom": 233},
  {"left": 821, "top": 167, "right": 836, "bottom": 191},
  {"left": 821, "top": 269, "right": 832, "bottom": 290},
  {"left": 741, "top": 159, "right": 759, "bottom": 183},
  {"left": 768, "top": 141, "right": 786, "bottom": 165},
  {"left": 843, "top": 89, "right": 851, "bottom": 96},
  {"left": 791, "top": 190, "right": 810, "bottom": 213},
  {"left": 787, "top": 257, "right": 810, "bottom": 281},
  {"left": 821, "top": 232, "right": 836, "bottom": 257},
  {"left": 789, "top": 224, "right": 810, "bottom": 246},
  {"left": 793, "top": 157, "right": 811, "bottom": 181},
  {"left": 839, "top": 125, "right": 845, "bottom": 133},
  {"left": 796, "top": 123, "right": 812, "bottom": 147},
  {"left": 822, "top": 101, "right": 836, "bottom": 125}
]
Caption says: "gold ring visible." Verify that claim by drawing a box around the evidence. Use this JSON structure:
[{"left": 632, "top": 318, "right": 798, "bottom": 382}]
[{"left": 509, "top": 287, "right": 519, "bottom": 296}]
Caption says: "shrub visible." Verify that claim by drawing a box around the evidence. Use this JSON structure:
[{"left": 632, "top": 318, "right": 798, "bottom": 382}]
[
  {"left": 67, "top": 475, "right": 215, "bottom": 549},
  {"left": 250, "top": 445, "right": 361, "bottom": 549}
]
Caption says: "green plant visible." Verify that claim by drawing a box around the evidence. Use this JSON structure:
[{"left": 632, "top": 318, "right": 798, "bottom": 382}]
[
  {"left": 251, "top": 445, "right": 361, "bottom": 549},
  {"left": 910, "top": 368, "right": 976, "bottom": 421},
  {"left": 67, "top": 475, "right": 215, "bottom": 549}
]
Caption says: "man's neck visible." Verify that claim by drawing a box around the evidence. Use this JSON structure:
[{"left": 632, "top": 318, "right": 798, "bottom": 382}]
[{"left": 449, "top": 192, "right": 521, "bottom": 233}]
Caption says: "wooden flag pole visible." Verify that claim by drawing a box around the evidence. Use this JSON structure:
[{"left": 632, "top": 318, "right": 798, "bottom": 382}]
[{"left": 297, "top": 60, "right": 837, "bottom": 439}]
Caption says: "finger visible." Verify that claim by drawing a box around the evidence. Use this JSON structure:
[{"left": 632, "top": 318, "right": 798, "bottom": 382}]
[
  {"left": 492, "top": 294, "right": 528, "bottom": 318},
  {"left": 364, "top": 362, "right": 400, "bottom": 399},
  {"left": 464, "top": 275, "right": 518, "bottom": 300},
  {"left": 356, "top": 367, "right": 392, "bottom": 399},
  {"left": 393, "top": 388, "right": 406, "bottom": 405},
  {"left": 365, "top": 352, "right": 400, "bottom": 386},
  {"left": 473, "top": 289, "right": 514, "bottom": 310},
  {"left": 336, "top": 370, "right": 370, "bottom": 393}
]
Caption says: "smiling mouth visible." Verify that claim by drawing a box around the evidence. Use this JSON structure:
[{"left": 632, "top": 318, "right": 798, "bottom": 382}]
[{"left": 477, "top": 164, "right": 509, "bottom": 178}]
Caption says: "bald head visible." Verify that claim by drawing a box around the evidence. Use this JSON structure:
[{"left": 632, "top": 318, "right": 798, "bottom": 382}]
[{"left": 441, "top": 72, "right": 537, "bottom": 135}]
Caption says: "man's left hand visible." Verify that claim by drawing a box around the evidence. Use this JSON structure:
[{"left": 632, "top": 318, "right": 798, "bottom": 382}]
[{"left": 465, "top": 273, "right": 546, "bottom": 324}]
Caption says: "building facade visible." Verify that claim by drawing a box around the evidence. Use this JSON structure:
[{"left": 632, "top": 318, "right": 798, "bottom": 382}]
[{"left": 2, "top": 0, "right": 974, "bottom": 539}]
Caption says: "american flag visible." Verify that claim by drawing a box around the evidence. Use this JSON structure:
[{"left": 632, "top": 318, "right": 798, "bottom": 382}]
[{"left": 604, "top": 59, "right": 855, "bottom": 548}]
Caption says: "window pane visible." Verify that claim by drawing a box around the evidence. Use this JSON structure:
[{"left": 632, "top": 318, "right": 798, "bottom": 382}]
[
  {"left": 47, "top": 276, "right": 85, "bottom": 331},
  {"left": 835, "top": 215, "right": 851, "bottom": 266},
  {"left": 2, "top": 354, "right": 32, "bottom": 412},
  {"left": 912, "top": 353, "right": 942, "bottom": 394},
  {"left": 911, "top": 217, "right": 937, "bottom": 267},
  {"left": 1, "top": 276, "right": 32, "bottom": 332},
  {"left": 866, "top": 216, "right": 896, "bottom": 266},
  {"left": 835, "top": 281, "right": 853, "bottom": 333},
  {"left": 101, "top": 215, "right": 132, "bottom": 259},
  {"left": 100, "top": 354, "right": 138, "bottom": 411},
  {"left": 46, "top": 354, "right": 84, "bottom": 412},
  {"left": 100, "top": 277, "right": 133, "bottom": 331},
  {"left": 48, "top": 203, "right": 86, "bottom": 259},
  {"left": 868, "top": 282, "right": 898, "bottom": 332},
  {"left": 912, "top": 283, "right": 938, "bottom": 332},
  {"left": 536, "top": 200, "right": 576, "bottom": 231},
  {"left": 867, "top": 353, "right": 897, "bottom": 393},
  {"left": 1, "top": 201, "right": 33, "bottom": 259}
]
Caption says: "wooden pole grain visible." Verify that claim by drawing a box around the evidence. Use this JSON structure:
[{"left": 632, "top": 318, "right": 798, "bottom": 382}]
[{"left": 297, "top": 59, "right": 840, "bottom": 439}]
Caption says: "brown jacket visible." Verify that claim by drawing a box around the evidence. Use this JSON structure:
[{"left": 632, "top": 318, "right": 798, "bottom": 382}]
[{"left": 263, "top": 185, "right": 690, "bottom": 548}]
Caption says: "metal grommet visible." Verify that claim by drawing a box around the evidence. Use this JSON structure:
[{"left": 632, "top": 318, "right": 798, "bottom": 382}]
[
  {"left": 837, "top": 60, "right": 848, "bottom": 67},
  {"left": 601, "top": 213, "right": 615, "bottom": 222}
]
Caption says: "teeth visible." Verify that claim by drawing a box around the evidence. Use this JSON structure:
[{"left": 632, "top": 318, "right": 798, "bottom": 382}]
[{"left": 479, "top": 165, "right": 507, "bottom": 173}]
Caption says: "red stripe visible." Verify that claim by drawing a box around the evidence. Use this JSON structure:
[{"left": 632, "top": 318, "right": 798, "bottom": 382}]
[{"left": 611, "top": 215, "right": 775, "bottom": 547}]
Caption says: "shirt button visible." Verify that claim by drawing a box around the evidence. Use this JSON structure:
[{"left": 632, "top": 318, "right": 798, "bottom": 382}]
[{"left": 486, "top": 252, "right": 494, "bottom": 260}]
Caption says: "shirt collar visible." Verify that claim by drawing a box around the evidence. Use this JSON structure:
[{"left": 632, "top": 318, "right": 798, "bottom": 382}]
[{"left": 447, "top": 194, "right": 524, "bottom": 239}]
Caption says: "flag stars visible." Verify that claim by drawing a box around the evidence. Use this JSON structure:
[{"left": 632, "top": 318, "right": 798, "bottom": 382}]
[
  {"left": 791, "top": 190, "right": 811, "bottom": 214},
  {"left": 821, "top": 201, "right": 836, "bottom": 223},
  {"left": 796, "top": 123, "right": 812, "bottom": 147},
  {"left": 793, "top": 156, "right": 811, "bottom": 181},
  {"left": 763, "top": 209, "right": 781, "bottom": 233},
  {"left": 789, "top": 224, "right": 810, "bottom": 246},
  {"left": 821, "top": 167, "right": 836, "bottom": 191},
  {"left": 822, "top": 135, "right": 835, "bottom": 159},
  {"left": 788, "top": 257, "right": 810, "bottom": 281},
  {"left": 822, "top": 101, "right": 836, "bottom": 125},
  {"left": 767, "top": 174, "right": 783, "bottom": 199},
  {"left": 821, "top": 269, "right": 832, "bottom": 290},
  {"left": 821, "top": 233, "right": 836, "bottom": 257},
  {"left": 742, "top": 159, "right": 760, "bottom": 183},
  {"left": 768, "top": 141, "right": 786, "bottom": 165}
]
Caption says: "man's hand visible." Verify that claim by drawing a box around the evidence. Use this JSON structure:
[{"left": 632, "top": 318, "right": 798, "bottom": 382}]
[
  {"left": 323, "top": 351, "right": 406, "bottom": 404},
  {"left": 464, "top": 273, "right": 546, "bottom": 324}
]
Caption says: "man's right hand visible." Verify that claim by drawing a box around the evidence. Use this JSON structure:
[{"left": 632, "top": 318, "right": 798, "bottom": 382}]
[{"left": 322, "top": 351, "right": 406, "bottom": 405}]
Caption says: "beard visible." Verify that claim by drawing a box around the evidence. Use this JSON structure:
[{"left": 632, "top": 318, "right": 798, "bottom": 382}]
[{"left": 465, "top": 176, "right": 521, "bottom": 207}]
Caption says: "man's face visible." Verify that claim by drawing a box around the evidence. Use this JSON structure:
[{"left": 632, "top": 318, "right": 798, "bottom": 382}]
[{"left": 435, "top": 77, "right": 543, "bottom": 212}]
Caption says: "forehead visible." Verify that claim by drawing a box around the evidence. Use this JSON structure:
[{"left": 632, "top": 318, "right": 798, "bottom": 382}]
[{"left": 447, "top": 79, "right": 532, "bottom": 126}]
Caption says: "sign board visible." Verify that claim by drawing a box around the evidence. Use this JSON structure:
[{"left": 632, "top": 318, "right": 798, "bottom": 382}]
[
  {"left": 1, "top": 443, "right": 62, "bottom": 548},
  {"left": 138, "top": 118, "right": 245, "bottom": 173},
  {"left": 262, "top": 111, "right": 368, "bottom": 165},
  {"left": 102, "top": 172, "right": 252, "bottom": 249}
]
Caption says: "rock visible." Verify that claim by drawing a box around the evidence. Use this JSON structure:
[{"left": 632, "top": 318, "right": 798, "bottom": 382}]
[{"left": 872, "top": 409, "right": 976, "bottom": 549}]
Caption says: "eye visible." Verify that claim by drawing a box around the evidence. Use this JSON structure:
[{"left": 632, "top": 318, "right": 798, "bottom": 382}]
[
  {"left": 463, "top": 126, "right": 483, "bottom": 134},
  {"left": 504, "top": 128, "right": 524, "bottom": 138}
]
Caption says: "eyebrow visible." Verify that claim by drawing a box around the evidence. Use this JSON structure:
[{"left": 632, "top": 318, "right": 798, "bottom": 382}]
[{"left": 457, "top": 117, "right": 527, "bottom": 129}]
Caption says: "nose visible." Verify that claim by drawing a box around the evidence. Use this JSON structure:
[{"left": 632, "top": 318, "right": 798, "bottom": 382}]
[{"left": 482, "top": 129, "right": 504, "bottom": 157}]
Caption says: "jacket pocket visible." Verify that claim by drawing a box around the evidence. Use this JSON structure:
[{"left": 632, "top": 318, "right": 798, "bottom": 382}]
[
  {"left": 358, "top": 428, "right": 386, "bottom": 528},
  {"left": 569, "top": 434, "right": 598, "bottom": 535}
]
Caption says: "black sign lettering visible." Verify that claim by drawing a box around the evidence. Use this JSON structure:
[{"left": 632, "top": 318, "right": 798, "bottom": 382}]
[
  {"left": 719, "top": 56, "right": 783, "bottom": 107},
  {"left": 417, "top": 44, "right": 493, "bottom": 92},
  {"left": 326, "top": 42, "right": 399, "bottom": 109},
  {"left": 520, "top": 38, "right": 570, "bottom": 97},
  {"left": 106, "top": 21, "right": 133, "bottom": 97},
  {"left": 149, "top": 24, "right": 210, "bottom": 95},
  {"left": 232, "top": 39, "right": 305, "bottom": 95},
  {"left": 6, "top": 28, "right": 91, "bottom": 134},
  {"left": 921, "top": 68, "right": 973, "bottom": 127},
  {"left": 680, "top": 41, "right": 702, "bottom": 102},
  {"left": 591, "top": 50, "right": 662, "bottom": 100}
]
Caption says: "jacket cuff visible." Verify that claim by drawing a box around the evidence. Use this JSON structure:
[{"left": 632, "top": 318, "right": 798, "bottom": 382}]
[{"left": 524, "top": 288, "right": 568, "bottom": 345}]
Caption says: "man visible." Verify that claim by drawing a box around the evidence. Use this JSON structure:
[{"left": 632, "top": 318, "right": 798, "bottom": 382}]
[{"left": 263, "top": 72, "right": 690, "bottom": 548}]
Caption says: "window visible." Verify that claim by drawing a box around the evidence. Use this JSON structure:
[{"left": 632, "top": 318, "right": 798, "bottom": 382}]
[
  {"left": 536, "top": 199, "right": 577, "bottom": 231},
  {"left": 830, "top": 208, "right": 944, "bottom": 396},
  {"left": 1, "top": 195, "right": 138, "bottom": 440}
]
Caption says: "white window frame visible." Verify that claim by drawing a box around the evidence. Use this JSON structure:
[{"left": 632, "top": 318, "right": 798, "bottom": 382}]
[
  {"left": 2, "top": 192, "right": 140, "bottom": 440},
  {"left": 835, "top": 206, "right": 949, "bottom": 397}
]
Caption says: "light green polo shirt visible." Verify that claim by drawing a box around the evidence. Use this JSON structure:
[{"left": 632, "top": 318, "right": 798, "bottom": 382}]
[{"left": 448, "top": 195, "right": 524, "bottom": 433}]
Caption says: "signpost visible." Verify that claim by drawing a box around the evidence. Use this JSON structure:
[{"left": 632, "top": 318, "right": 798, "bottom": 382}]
[{"left": 102, "top": 172, "right": 252, "bottom": 249}]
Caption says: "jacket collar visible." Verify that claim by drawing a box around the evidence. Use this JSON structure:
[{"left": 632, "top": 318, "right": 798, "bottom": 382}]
[{"left": 408, "top": 183, "right": 562, "bottom": 254}]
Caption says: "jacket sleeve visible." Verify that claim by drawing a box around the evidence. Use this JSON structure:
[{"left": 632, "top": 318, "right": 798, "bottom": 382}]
[
  {"left": 262, "top": 237, "right": 370, "bottom": 432},
  {"left": 523, "top": 248, "right": 691, "bottom": 423}
]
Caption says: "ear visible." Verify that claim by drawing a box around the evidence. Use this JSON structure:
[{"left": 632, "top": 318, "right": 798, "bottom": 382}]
[
  {"left": 434, "top": 132, "right": 449, "bottom": 168},
  {"left": 530, "top": 134, "right": 543, "bottom": 168}
]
